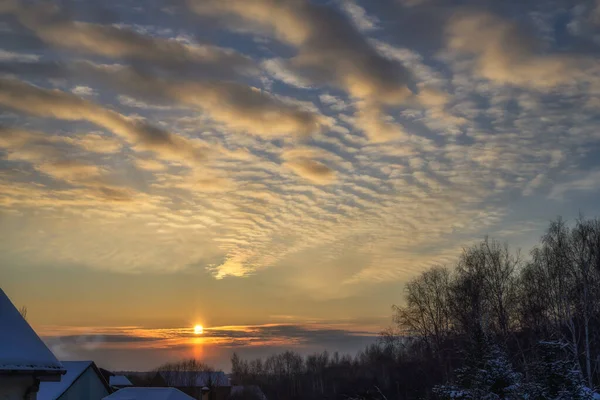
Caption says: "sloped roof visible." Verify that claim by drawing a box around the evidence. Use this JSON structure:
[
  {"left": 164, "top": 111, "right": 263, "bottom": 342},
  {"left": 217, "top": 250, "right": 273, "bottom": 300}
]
[
  {"left": 0, "top": 288, "right": 64, "bottom": 373},
  {"left": 103, "top": 387, "right": 195, "bottom": 400},
  {"left": 110, "top": 375, "right": 133, "bottom": 387},
  {"left": 38, "top": 361, "right": 110, "bottom": 400},
  {"left": 231, "top": 385, "right": 267, "bottom": 400},
  {"left": 158, "top": 371, "right": 229, "bottom": 387}
]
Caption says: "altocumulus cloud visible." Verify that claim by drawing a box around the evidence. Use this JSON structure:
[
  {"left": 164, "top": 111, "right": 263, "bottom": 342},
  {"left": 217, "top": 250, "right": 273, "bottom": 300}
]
[{"left": 0, "top": 0, "right": 599, "bottom": 294}]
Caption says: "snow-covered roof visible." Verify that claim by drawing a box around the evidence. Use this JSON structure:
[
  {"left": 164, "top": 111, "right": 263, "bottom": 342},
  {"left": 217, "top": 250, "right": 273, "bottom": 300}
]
[
  {"left": 231, "top": 385, "right": 267, "bottom": 400},
  {"left": 110, "top": 375, "right": 133, "bottom": 387},
  {"left": 0, "top": 288, "right": 65, "bottom": 373},
  {"left": 103, "top": 387, "right": 195, "bottom": 400},
  {"left": 38, "top": 361, "right": 107, "bottom": 400},
  {"left": 158, "top": 370, "right": 229, "bottom": 387}
]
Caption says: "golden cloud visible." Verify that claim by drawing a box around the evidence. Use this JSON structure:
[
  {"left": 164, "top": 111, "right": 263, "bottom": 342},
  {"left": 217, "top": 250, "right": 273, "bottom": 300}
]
[
  {"left": 284, "top": 159, "right": 336, "bottom": 185},
  {"left": 0, "top": 78, "right": 208, "bottom": 165},
  {"left": 281, "top": 147, "right": 337, "bottom": 184},
  {"left": 353, "top": 103, "right": 409, "bottom": 143},
  {"left": 36, "top": 160, "right": 104, "bottom": 182},
  {"left": 61, "top": 133, "right": 123, "bottom": 154},
  {"left": 190, "top": 0, "right": 413, "bottom": 104},
  {"left": 79, "top": 63, "right": 328, "bottom": 138},
  {"left": 446, "top": 11, "right": 585, "bottom": 89},
  {"left": 12, "top": 3, "right": 255, "bottom": 77}
]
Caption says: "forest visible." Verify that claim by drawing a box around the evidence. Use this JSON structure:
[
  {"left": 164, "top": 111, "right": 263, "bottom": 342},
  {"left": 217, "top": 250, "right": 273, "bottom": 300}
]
[{"left": 229, "top": 216, "right": 600, "bottom": 400}]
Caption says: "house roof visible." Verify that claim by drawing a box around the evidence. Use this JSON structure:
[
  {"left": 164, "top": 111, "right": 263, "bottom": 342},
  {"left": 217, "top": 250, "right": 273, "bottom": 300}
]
[
  {"left": 0, "top": 288, "right": 65, "bottom": 374},
  {"left": 103, "top": 387, "right": 195, "bottom": 400},
  {"left": 157, "top": 371, "right": 229, "bottom": 387},
  {"left": 110, "top": 375, "right": 133, "bottom": 387},
  {"left": 230, "top": 385, "right": 267, "bottom": 400},
  {"left": 38, "top": 361, "right": 111, "bottom": 400}
]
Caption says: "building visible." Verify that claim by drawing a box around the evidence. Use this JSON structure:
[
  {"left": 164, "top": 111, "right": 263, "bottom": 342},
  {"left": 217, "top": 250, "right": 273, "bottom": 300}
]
[
  {"left": 229, "top": 385, "right": 267, "bottom": 400},
  {"left": 150, "top": 371, "right": 230, "bottom": 400},
  {"left": 103, "top": 387, "right": 196, "bottom": 400},
  {"left": 37, "top": 361, "right": 112, "bottom": 400},
  {"left": 0, "top": 288, "right": 66, "bottom": 400},
  {"left": 109, "top": 375, "right": 133, "bottom": 390}
]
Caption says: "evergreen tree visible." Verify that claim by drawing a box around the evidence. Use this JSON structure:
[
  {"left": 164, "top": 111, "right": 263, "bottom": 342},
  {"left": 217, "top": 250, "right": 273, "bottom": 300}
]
[
  {"left": 524, "top": 341, "right": 593, "bottom": 400},
  {"left": 434, "top": 329, "right": 523, "bottom": 399}
]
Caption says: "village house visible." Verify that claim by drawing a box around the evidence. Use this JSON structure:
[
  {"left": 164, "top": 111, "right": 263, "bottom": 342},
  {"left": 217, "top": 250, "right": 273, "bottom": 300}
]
[
  {"left": 108, "top": 375, "right": 133, "bottom": 391},
  {"left": 150, "top": 371, "right": 230, "bottom": 400},
  {"left": 103, "top": 387, "right": 196, "bottom": 400},
  {"left": 0, "top": 288, "right": 66, "bottom": 400},
  {"left": 37, "top": 361, "right": 112, "bottom": 400}
]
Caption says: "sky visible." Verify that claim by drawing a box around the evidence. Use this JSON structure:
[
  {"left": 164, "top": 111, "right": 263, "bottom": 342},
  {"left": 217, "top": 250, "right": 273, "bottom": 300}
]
[{"left": 1, "top": 0, "right": 600, "bottom": 372}]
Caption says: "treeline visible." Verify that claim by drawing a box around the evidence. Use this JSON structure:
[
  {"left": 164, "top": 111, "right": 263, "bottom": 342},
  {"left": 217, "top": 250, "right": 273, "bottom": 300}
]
[{"left": 231, "top": 216, "right": 600, "bottom": 399}]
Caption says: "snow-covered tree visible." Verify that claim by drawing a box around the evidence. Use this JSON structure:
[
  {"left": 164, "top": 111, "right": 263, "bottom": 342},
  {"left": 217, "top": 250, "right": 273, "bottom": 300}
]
[
  {"left": 524, "top": 341, "right": 593, "bottom": 400},
  {"left": 434, "top": 329, "right": 523, "bottom": 400}
]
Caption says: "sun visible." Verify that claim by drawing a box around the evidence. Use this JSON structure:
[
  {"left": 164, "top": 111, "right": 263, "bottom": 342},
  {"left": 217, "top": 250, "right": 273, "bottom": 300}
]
[{"left": 194, "top": 324, "right": 204, "bottom": 335}]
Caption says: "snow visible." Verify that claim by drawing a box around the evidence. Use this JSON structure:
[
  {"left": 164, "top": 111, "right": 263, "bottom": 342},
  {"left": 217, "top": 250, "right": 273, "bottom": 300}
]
[
  {"left": 231, "top": 385, "right": 268, "bottom": 400},
  {"left": 110, "top": 375, "right": 133, "bottom": 387},
  {"left": 158, "top": 371, "right": 229, "bottom": 387},
  {"left": 37, "top": 361, "right": 93, "bottom": 400},
  {"left": 103, "top": 387, "right": 196, "bottom": 400},
  {"left": 0, "top": 288, "right": 65, "bottom": 372}
]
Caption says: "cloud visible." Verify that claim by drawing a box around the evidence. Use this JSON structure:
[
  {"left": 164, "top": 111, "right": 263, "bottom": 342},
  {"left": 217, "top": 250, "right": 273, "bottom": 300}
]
[
  {"left": 0, "top": 78, "right": 208, "bottom": 165},
  {"left": 340, "top": 0, "right": 379, "bottom": 32},
  {"left": 117, "top": 95, "right": 174, "bottom": 111},
  {"left": 71, "top": 85, "right": 96, "bottom": 96},
  {"left": 3, "top": 2, "right": 330, "bottom": 140},
  {"left": 80, "top": 63, "right": 328, "bottom": 138},
  {"left": 594, "top": 0, "right": 600, "bottom": 25},
  {"left": 210, "top": 256, "right": 253, "bottom": 279},
  {"left": 262, "top": 58, "right": 312, "bottom": 89},
  {"left": 35, "top": 159, "right": 104, "bottom": 182},
  {"left": 191, "top": 1, "right": 458, "bottom": 144},
  {"left": 0, "top": 126, "right": 122, "bottom": 156},
  {"left": 281, "top": 146, "right": 342, "bottom": 184},
  {"left": 190, "top": 0, "right": 413, "bottom": 104},
  {"left": 11, "top": 3, "right": 255, "bottom": 78},
  {"left": 446, "top": 11, "right": 587, "bottom": 89},
  {"left": 176, "top": 81, "right": 326, "bottom": 137},
  {"left": 0, "top": 127, "right": 124, "bottom": 190},
  {"left": 319, "top": 93, "right": 349, "bottom": 111},
  {"left": 550, "top": 170, "right": 600, "bottom": 199},
  {"left": 353, "top": 103, "right": 409, "bottom": 142},
  {"left": 48, "top": 334, "right": 162, "bottom": 345},
  {"left": 133, "top": 157, "right": 168, "bottom": 172},
  {"left": 64, "top": 133, "right": 123, "bottom": 154},
  {"left": 0, "top": 49, "right": 39, "bottom": 62},
  {"left": 38, "top": 323, "right": 379, "bottom": 370},
  {"left": 284, "top": 159, "right": 336, "bottom": 185},
  {"left": 522, "top": 173, "right": 547, "bottom": 196},
  {"left": 415, "top": 87, "right": 467, "bottom": 130},
  {"left": 397, "top": 0, "right": 430, "bottom": 6},
  {"left": 152, "top": 169, "right": 234, "bottom": 193},
  {"left": 0, "top": 126, "right": 42, "bottom": 148},
  {"left": 42, "top": 323, "right": 377, "bottom": 350},
  {"left": 2, "top": 0, "right": 600, "bottom": 301}
]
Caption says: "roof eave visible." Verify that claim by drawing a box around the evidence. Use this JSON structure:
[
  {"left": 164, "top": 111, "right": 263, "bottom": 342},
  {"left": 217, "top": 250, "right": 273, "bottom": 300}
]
[{"left": 0, "top": 368, "right": 66, "bottom": 381}]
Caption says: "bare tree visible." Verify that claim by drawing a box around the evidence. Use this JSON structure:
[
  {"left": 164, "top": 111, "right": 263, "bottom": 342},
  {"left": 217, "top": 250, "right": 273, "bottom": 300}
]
[
  {"left": 449, "top": 238, "right": 520, "bottom": 337},
  {"left": 480, "top": 238, "right": 521, "bottom": 336},
  {"left": 570, "top": 216, "right": 600, "bottom": 387},
  {"left": 393, "top": 265, "right": 452, "bottom": 354},
  {"left": 19, "top": 305, "right": 27, "bottom": 320},
  {"left": 156, "top": 359, "right": 225, "bottom": 400}
]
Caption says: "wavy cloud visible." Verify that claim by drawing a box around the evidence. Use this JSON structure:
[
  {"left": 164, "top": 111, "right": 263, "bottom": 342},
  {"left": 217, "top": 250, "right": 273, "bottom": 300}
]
[{"left": 0, "top": 0, "right": 599, "bottom": 302}]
